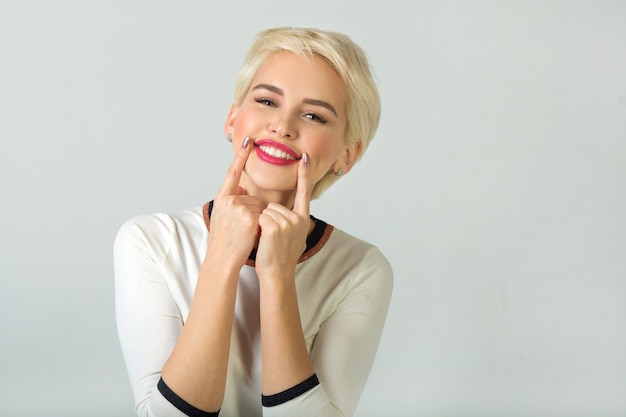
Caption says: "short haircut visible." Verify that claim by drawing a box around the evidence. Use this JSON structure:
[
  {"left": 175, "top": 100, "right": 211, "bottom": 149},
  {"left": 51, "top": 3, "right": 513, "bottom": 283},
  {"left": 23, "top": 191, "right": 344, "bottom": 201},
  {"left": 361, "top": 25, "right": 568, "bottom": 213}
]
[{"left": 233, "top": 27, "right": 381, "bottom": 199}]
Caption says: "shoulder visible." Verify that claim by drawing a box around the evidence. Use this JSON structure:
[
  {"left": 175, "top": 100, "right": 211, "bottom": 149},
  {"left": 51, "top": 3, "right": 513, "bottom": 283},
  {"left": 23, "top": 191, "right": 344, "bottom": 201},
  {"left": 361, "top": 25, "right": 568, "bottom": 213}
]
[
  {"left": 310, "top": 225, "right": 394, "bottom": 321},
  {"left": 321, "top": 225, "right": 394, "bottom": 288},
  {"left": 114, "top": 207, "right": 204, "bottom": 258},
  {"left": 328, "top": 227, "right": 392, "bottom": 267}
]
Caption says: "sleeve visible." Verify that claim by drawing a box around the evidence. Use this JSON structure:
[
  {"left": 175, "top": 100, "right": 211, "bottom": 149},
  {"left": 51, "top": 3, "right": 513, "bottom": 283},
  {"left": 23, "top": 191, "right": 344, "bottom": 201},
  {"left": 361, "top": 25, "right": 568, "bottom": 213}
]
[
  {"left": 262, "top": 246, "right": 394, "bottom": 417},
  {"left": 114, "top": 216, "right": 197, "bottom": 417}
]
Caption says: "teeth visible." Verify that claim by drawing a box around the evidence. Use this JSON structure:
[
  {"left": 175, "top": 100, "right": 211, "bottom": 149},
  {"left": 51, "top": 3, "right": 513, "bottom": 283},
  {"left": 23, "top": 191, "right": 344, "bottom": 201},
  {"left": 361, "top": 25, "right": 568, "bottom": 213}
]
[{"left": 258, "top": 145, "right": 296, "bottom": 160}]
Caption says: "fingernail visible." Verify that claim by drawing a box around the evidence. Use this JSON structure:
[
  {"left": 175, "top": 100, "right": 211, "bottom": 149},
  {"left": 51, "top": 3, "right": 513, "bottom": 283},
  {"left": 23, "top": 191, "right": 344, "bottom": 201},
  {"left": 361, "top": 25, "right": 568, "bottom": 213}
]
[
  {"left": 302, "top": 152, "right": 309, "bottom": 166},
  {"left": 241, "top": 136, "right": 250, "bottom": 149}
]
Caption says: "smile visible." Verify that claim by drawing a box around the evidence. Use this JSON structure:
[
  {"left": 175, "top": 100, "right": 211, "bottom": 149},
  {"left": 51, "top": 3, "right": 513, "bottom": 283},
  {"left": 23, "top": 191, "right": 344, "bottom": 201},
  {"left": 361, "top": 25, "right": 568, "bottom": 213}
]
[
  {"left": 258, "top": 145, "right": 296, "bottom": 160},
  {"left": 254, "top": 139, "right": 300, "bottom": 166}
]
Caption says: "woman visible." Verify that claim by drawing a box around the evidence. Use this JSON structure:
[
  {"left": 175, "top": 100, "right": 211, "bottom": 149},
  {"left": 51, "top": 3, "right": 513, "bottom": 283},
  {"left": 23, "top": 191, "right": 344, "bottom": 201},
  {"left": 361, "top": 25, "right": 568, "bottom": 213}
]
[{"left": 115, "top": 27, "right": 393, "bottom": 417}]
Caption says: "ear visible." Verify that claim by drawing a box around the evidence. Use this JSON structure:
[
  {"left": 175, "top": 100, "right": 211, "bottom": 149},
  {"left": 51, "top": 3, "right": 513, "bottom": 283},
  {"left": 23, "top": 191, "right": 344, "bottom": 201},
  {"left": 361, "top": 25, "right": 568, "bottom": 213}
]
[
  {"left": 333, "top": 140, "right": 362, "bottom": 175},
  {"left": 223, "top": 103, "right": 239, "bottom": 137}
]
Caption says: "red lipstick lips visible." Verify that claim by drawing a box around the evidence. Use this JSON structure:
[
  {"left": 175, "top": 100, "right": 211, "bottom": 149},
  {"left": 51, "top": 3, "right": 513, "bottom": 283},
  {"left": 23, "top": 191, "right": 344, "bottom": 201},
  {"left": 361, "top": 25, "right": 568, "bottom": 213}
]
[{"left": 254, "top": 139, "right": 301, "bottom": 166}]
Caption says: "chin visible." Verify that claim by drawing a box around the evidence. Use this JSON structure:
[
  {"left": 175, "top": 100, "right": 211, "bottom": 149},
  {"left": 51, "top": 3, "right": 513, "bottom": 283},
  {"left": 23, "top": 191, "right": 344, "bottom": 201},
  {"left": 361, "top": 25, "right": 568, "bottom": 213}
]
[{"left": 243, "top": 162, "right": 297, "bottom": 195}]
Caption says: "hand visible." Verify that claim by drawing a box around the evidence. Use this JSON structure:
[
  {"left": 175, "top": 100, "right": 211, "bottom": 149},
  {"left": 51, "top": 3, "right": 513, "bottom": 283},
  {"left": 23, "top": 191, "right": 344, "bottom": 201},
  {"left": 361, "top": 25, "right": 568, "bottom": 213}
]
[
  {"left": 207, "top": 137, "right": 266, "bottom": 269},
  {"left": 255, "top": 153, "right": 313, "bottom": 281}
]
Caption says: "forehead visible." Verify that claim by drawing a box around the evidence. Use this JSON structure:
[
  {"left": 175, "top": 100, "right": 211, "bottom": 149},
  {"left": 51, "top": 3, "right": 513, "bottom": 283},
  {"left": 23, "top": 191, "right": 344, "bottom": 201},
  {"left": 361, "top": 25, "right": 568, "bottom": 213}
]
[{"left": 251, "top": 51, "right": 346, "bottom": 114}]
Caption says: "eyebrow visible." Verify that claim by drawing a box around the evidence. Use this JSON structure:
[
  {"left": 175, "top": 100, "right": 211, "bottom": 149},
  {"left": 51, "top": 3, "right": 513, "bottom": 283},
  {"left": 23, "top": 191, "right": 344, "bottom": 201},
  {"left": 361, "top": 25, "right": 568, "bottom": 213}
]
[{"left": 251, "top": 83, "right": 338, "bottom": 117}]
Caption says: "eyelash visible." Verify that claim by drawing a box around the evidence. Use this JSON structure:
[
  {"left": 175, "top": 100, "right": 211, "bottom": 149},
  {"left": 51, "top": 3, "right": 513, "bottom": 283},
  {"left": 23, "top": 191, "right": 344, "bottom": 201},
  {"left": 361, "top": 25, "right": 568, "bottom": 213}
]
[
  {"left": 304, "top": 112, "right": 327, "bottom": 124},
  {"left": 254, "top": 97, "right": 328, "bottom": 124},
  {"left": 255, "top": 97, "right": 276, "bottom": 107}
]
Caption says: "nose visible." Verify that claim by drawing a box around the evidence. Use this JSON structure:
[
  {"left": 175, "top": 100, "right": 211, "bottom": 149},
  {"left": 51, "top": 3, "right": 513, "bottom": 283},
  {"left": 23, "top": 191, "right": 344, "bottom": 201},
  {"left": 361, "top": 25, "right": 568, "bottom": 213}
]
[{"left": 269, "top": 112, "right": 295, "bottom": 139}]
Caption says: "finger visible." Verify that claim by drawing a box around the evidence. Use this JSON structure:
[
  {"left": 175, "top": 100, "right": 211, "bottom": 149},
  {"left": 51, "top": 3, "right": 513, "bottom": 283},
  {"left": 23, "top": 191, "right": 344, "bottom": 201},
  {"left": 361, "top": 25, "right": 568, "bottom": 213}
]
[
  {"left": 258, "top": 205, "right": 294, "bottom": 239},
  {"left": 216, "top": 136, "right": 252, "bottom": 197},
  {"left": 292, "top": 152, "right": 312, "bottom": 218},
  {"left": 262, "top": 203, "right": 291, "bottom": 224}
]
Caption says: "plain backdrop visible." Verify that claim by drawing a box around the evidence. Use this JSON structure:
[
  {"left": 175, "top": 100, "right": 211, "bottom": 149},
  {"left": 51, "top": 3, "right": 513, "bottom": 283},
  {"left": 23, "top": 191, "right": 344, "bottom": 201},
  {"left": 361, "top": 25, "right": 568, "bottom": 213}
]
[{"left": 1, "top": 1, "right": 625, "bottom": 416}]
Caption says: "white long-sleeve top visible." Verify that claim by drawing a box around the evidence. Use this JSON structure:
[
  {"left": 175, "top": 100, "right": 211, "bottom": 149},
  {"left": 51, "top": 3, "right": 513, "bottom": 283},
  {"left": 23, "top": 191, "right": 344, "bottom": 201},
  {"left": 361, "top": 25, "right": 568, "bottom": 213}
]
[{"left": 114, "top": 203, "right": 393, "bottom": 417}]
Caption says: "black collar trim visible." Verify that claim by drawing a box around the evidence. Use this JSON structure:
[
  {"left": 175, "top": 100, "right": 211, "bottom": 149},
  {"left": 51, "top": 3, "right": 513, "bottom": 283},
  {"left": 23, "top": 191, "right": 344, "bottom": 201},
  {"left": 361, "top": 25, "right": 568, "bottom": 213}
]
[{"left": 203, "top": 201, "right": 333, "bottom": 266}]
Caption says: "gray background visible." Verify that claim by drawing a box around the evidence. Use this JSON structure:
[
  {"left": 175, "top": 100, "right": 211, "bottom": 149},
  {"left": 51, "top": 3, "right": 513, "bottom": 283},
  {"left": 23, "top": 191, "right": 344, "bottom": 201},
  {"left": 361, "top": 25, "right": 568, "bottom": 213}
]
[{"left": 1, "top": 1, "right": 625, "bottom": 416}]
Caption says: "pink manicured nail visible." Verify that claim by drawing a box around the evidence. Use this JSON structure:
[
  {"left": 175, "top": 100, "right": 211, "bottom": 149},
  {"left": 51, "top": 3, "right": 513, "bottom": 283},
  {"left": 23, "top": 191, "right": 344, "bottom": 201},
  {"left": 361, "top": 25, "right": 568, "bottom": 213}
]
[
  {"left": 241, "top": 136, "right": 250, "bottom": 149},
  {"left": 302, "top": 152, "right": 309, "bottom": 166}
]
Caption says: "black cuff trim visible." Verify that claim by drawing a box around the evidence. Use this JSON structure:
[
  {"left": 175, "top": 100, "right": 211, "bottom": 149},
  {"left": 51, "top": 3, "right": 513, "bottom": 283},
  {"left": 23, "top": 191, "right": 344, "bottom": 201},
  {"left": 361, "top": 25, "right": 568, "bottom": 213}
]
[
  {"left": 262, "top": 374, "right": 320, "bottom": 407},
  {"left": 157, "top": 377, "right": 220, "bottom": 417}
]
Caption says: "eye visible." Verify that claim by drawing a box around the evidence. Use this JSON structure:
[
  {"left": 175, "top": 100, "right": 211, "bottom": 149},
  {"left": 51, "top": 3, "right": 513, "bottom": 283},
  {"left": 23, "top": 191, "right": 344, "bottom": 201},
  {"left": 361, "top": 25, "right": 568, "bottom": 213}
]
[
  {"left": 303, "top": 112, "right": 327, "bottom": 124},
  {"left": 255, "top": 97, "right": 276, "bottom": 107}
]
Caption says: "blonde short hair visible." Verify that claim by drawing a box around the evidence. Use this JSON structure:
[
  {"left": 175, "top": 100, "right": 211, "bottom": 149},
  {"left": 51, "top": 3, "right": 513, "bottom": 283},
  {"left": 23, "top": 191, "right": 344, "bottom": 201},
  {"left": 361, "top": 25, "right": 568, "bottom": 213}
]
[{"left": 233, "top": 27, "right": 381, "bottom": 199}]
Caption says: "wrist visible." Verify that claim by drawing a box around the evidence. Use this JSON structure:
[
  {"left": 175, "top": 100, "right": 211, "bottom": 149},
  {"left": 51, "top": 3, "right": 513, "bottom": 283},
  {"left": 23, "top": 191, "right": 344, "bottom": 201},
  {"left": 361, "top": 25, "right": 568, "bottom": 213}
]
[
  {"left": 257, "top": 267, "right": 296, "bottom": 288},
  {"left": 200, "top": 251, "right": 243, "bottom": 286}
]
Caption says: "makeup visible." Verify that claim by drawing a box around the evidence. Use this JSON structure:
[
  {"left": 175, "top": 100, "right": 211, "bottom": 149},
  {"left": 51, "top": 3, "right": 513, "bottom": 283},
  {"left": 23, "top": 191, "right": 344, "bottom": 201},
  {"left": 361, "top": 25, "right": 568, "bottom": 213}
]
[{"left": 254, "top": 139, "right": 301, "bottom": 166}]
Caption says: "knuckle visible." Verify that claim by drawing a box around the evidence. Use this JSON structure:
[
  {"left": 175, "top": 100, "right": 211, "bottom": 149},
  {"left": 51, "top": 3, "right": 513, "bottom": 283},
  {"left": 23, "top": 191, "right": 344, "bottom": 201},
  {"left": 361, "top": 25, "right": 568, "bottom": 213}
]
[
  {"left": 261, "top": 219, "right": 278, "bottom": 234},
  {"left": 222, "top": 195, "right": 236, "bottom": 207},
  {"left": 242, "top": 216, "right": 257, "bottom": 230}
]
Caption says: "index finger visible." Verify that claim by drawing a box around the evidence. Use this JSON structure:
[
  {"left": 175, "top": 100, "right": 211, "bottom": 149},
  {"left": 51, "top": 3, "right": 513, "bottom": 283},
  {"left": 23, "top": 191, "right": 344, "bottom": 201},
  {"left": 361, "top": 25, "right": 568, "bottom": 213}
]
[
  {"left": 292, "top": 152, "right": 312, "bottom": 218},
  {"left": 216, "top": 136, "right": 252, "bottom": 197}
]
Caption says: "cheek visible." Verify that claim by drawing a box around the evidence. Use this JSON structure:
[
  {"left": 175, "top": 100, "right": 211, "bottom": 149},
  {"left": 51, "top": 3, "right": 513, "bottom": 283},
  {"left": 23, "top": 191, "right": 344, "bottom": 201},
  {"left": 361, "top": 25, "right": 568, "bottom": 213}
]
[
  {"left": 307, "top": 138, "right": 343, "bottom": 180},
  {"left": 308, "top": 163, "right": 328, "bottom": 184},
  {"left": 307, "top": 131, "right": 343, "bottom": 157},
  {"left": 232, "top": 107, "right": 255, "bottom": 132}
]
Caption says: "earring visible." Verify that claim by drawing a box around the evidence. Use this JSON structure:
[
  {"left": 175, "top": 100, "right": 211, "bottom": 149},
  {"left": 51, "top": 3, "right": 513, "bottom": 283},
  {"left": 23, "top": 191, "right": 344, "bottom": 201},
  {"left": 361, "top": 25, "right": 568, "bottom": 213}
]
[
  {"left": 334, "top": 167, "right": 343, "bottom": 176},
  {"left": 226, "top": 133, "right": 232, "bottom": 142}
]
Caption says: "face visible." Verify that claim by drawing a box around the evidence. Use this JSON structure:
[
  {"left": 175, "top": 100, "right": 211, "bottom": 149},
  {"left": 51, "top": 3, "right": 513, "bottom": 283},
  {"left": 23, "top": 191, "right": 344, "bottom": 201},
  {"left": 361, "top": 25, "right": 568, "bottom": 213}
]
[{"left": 225, "top": 51, "right": 358, "bottom": 203}]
